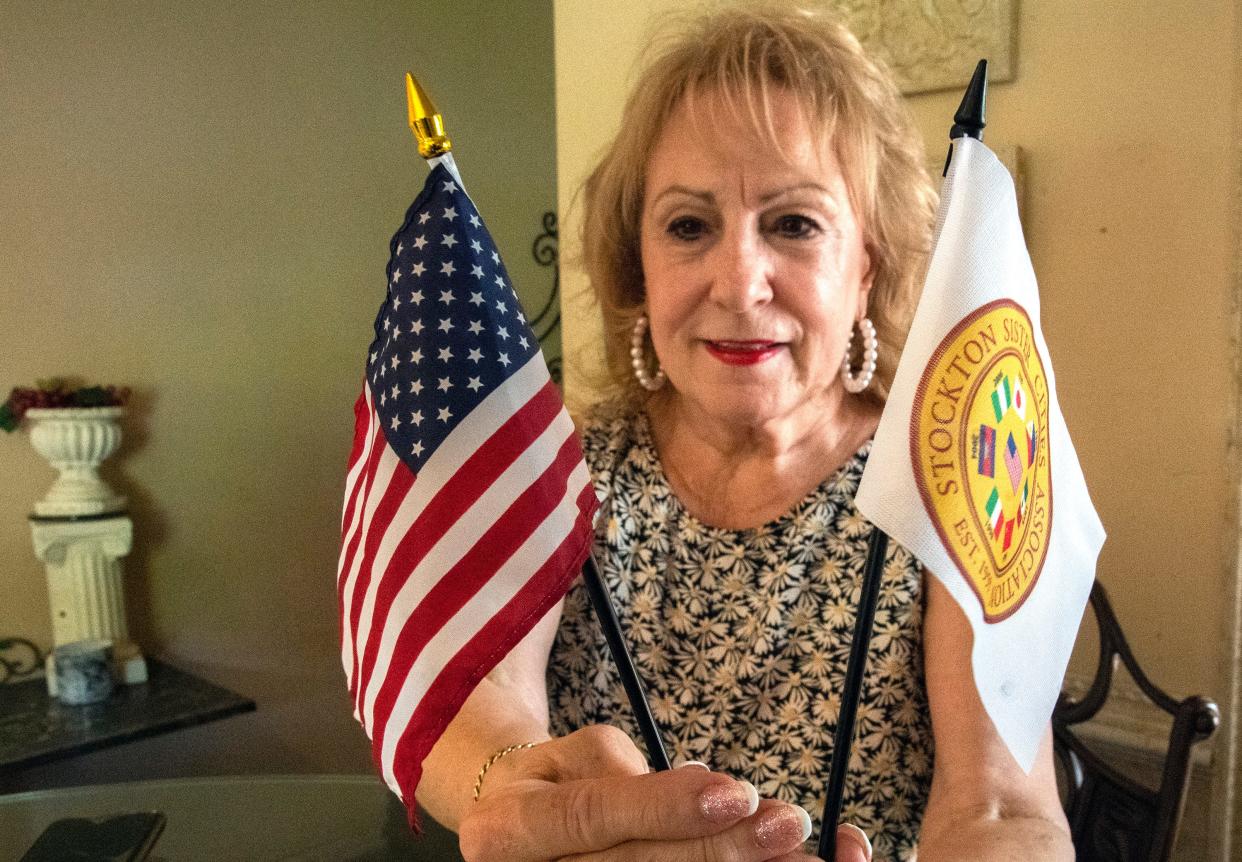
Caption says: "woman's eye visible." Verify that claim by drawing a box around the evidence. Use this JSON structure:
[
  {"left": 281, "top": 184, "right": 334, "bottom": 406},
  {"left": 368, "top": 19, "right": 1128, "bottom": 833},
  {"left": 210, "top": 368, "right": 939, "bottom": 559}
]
[
  {"left": 667, "top": 216, "right": 707, "bottom": 242},
  {"left": 771, "top": 214, "right": 819, "bottom": 238}
]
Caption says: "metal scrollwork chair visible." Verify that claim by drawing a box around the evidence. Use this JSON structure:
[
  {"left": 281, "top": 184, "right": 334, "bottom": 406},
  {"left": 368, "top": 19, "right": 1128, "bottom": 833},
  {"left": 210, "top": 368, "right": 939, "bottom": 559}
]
[{"left": 1052, "top": 581, "right": 1220, "bottom": 862}]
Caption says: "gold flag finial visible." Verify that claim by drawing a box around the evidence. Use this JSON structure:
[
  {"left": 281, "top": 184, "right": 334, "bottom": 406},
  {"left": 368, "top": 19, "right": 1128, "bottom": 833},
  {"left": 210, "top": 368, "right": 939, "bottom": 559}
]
[{"left": 406, "top": 72, "right": 451, "bottom": 158}]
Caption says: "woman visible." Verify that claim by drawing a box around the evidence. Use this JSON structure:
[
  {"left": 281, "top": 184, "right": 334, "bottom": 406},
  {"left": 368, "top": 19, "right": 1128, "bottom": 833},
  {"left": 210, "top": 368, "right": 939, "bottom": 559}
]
[{"left": 417, "top": 5, "right": 1071, "bottom": 861}]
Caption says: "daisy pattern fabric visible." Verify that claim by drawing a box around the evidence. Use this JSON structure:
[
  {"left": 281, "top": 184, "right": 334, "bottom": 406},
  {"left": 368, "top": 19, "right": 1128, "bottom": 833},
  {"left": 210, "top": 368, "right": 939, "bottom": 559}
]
[{"left": 547, "top": 407, "right": 934, "bottom": 861}]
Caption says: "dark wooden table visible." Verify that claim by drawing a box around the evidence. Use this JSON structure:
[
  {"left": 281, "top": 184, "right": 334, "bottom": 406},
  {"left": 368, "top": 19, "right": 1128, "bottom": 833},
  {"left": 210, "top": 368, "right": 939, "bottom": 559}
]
[{"left": 0, "top": 659, "right": 255, "bottom": 772}]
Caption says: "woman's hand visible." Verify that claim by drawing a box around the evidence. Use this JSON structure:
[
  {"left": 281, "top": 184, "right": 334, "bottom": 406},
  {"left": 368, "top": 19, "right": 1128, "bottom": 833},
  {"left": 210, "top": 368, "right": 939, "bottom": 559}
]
[{"left": 458, "top": 724, "right": 823, "bottom": 862}]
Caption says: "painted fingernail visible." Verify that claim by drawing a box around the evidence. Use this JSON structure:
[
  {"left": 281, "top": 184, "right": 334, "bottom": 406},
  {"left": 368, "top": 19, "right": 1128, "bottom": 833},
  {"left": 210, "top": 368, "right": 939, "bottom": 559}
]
[
  {"left": 676, "top": 759, "right": 710, "bottom": 770},
  {"left": 698, "top": 780, "right": 759, "bottom": 822},
  {"left": 741, "top": 781, "right": 759, "bottom": 815},
  {"left": 754, "top": 804, "right": 813, "bottom": 850},
  {"left": 839, "top": 823, "right": 872, "bottom": 860}
]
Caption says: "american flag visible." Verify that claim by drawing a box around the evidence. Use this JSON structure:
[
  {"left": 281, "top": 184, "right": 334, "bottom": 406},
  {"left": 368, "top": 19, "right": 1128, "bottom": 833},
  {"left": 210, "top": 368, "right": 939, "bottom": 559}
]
[{"left": 338, "top": 158, "right": 598, "bottom": 814}]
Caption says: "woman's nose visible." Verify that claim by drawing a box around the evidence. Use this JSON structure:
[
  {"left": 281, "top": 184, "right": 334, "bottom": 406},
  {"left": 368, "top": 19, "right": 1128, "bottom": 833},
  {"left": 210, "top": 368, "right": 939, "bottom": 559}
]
[{"left": 709, "top": 227, "right": 773, "bottom": 312}]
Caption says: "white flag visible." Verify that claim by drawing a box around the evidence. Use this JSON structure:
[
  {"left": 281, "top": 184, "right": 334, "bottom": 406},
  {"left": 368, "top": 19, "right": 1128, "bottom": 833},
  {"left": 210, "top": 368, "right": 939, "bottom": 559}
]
[{"left": 855, "top": 136, "right": 1106, "bottom": 772}]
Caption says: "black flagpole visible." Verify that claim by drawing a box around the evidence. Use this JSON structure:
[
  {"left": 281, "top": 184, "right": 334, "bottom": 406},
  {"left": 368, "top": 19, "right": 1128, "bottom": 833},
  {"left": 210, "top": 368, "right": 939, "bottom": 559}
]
[
  {"left": 582, "top": 553, "right": 672, "bottom": 770},
  {"left": 818, "top": 59, "right": 988, "bottom": 859},
  {"left": 816, "top": 527, "right": 888, "bottom": 857}
]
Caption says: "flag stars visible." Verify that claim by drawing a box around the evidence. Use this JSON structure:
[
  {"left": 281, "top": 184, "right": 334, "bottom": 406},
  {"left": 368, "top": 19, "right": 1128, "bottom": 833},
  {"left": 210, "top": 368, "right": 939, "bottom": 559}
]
[{"left": 370, "top": 172, "right": 559, "bottom": 458}]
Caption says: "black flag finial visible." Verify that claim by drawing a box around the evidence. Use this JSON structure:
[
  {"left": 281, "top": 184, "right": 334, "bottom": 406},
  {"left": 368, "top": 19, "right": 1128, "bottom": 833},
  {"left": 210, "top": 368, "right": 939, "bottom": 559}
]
[
  {"left": 943, "top": 59, "right": 989, "bottom": 175},
  {"left": 950, "top": 59, "right": 988, "bottom": 141}
]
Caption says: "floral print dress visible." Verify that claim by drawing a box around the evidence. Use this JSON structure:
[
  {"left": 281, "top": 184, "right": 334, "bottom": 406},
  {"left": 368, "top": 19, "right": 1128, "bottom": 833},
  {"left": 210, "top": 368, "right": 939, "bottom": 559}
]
[{"left": 547, "top": 406, "right": 934, "bottom": 860}]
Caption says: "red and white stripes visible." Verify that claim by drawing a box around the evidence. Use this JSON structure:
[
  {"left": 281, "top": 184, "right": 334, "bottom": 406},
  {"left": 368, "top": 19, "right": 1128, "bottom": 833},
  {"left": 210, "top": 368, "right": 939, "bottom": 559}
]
[{"left": 337, "top": 354, "right": 596, "bottom": 804}]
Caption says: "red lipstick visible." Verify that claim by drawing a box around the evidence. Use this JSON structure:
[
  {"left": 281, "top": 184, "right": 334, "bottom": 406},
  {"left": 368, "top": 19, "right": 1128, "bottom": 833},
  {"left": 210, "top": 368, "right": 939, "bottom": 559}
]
[{"left": 704, "top": 340, "right": 783, "bottom": 366}]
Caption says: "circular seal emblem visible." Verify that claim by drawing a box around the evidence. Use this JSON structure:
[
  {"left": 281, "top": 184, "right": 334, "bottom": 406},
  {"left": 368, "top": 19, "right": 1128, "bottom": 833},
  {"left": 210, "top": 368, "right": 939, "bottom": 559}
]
[{"left": 910, "top": 299, "right": 1053, "bottom": 622}]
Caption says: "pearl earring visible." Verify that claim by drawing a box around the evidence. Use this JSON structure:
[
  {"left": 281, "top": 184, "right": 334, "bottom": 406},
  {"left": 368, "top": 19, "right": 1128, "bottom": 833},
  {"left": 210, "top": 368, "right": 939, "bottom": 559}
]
[
  {"left": 630, "top": 314, "right": 666, "bottom": 392},
  {"left": 841, "top": 317, "right": 877, "bottom": 394}
]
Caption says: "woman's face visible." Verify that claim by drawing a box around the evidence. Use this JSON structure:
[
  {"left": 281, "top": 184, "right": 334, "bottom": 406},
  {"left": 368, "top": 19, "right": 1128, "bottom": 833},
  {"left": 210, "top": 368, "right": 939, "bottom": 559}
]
[{"left": 639, "top": 88, "right": 873, "bottom": 429}]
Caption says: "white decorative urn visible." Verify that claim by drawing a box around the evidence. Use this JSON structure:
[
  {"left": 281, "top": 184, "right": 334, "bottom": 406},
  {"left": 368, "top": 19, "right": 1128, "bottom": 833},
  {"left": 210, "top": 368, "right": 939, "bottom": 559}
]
[{"left": 26, "top": 407, "right": 127, "bottom": 517}]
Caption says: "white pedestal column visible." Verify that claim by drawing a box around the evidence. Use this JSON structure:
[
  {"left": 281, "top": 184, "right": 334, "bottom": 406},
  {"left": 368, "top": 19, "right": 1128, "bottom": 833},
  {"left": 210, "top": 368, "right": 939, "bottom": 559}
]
[
  {"left": 30, "top": 515, "right": 147, "bottom": 695},
  {"left": 30, "top": 516, "right": 133, "bottom": 646}
]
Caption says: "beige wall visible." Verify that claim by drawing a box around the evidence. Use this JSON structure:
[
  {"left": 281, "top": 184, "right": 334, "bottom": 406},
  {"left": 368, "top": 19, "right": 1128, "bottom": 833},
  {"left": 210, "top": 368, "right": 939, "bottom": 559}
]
[
  {"left": 0, "top": 1, "right": 557, "bottom": 787},
  {"left": 557, "top": 0, "right": 1238, "bottom": 694}
]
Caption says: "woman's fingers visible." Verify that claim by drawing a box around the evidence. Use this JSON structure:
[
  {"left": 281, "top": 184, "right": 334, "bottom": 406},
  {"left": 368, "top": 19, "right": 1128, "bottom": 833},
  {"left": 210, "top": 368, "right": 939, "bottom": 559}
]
[
  {"left": 462, "top": 766, "right": 760, "bottom": 860},
  {"left": 833, "top": 823, "right": 872, "bottom": 862},
  {"left": 543, "top": 768, "right": 761, "bottom": 852},
  {"left": 560, "top": 798, "right": 815, "bottom": 862},
  {"left": 459, "top": 725, "right": 831, "bottom": 862}
]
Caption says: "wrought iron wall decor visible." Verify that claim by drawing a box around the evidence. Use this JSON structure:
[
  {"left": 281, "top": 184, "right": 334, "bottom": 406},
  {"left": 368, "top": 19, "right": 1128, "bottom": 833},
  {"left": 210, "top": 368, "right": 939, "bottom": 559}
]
[
  {"left": 0, "top": 637, "right": 42, "bottom": 683},
  {"left": 529, "top": 211, "right": 562, "bottom": 384}
]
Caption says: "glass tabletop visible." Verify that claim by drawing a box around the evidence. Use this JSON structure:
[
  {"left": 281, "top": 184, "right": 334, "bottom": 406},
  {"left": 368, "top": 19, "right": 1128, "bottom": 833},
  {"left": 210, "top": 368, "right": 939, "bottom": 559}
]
[{"left": 0, "top": 774, "right": 463, "bottom": 861}]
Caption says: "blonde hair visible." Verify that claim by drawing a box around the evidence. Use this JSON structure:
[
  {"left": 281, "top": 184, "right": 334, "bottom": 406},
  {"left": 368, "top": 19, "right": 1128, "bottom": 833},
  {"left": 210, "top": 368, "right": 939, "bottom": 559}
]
[{"left": 579, "top": 1, "right": 936, "bottom": 408}]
